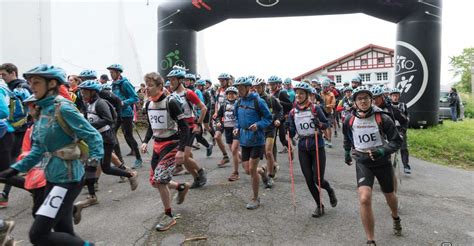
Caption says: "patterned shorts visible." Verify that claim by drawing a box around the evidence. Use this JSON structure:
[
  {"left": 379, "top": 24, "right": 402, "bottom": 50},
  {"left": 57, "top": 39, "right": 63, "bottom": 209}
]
[{"left": 149, "top": 141, "right": 179, "bottom": 185}]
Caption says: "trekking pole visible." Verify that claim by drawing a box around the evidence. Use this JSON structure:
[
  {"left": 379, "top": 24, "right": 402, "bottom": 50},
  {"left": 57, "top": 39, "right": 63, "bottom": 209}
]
[
  {"left": 133, "top": 122, "right": 144, "bottom": 143},
  {"left": 314, "top": 130, "right": 323, "bottom": 207},
  {"left": 287, "top": 130, "right": 297, "bottom": 213}
]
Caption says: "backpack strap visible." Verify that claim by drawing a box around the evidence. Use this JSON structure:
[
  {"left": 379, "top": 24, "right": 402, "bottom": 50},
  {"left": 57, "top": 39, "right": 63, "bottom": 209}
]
[
  {"left": 349, "top": 115, "right": 356, "bottom": 128},
  {"left": 375, "top": 112, "right": 383, "bottom": 128},
  {"left": 55, "top": 101, "right": 75, "bottom": 139}
]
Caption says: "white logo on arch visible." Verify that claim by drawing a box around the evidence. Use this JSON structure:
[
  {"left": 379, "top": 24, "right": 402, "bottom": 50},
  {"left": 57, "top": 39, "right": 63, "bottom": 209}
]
[
  {"left": 395, "top": 41, "right": 429, "bottom": 108},
  {"left": 256, "top": 0, "right": 280, "bottom": 7}
]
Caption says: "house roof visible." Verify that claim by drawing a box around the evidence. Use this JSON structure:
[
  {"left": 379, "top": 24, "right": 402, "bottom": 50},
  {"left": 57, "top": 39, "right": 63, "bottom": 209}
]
[{"left": 293, "top": 44, "right": 394, "bottom": 81}]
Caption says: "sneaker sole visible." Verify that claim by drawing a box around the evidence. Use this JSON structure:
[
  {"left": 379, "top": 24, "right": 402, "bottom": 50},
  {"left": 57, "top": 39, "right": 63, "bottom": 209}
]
[{"left": 156, "top": 220, "right": 177, "bottom": 231}]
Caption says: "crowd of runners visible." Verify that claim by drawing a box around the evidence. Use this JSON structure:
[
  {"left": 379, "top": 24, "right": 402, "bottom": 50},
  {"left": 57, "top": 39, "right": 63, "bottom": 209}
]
[{"left": 0, "top": 62, "right": 412, "bottom": 246}]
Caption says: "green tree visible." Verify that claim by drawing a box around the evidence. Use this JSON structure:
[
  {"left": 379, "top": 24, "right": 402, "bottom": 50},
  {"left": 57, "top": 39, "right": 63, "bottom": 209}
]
[{"left": 449, "top": 47, "right": 474, "bottom": 93}]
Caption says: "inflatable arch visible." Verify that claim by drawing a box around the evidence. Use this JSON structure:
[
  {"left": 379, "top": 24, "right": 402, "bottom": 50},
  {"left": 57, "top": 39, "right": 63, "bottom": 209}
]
[{"left": 158, "top": 0, "right": 442, "bottom": 128}]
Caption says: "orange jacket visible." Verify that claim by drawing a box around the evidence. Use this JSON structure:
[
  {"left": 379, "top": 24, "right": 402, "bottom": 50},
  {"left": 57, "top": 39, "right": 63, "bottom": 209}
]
[{"left": 321, "top": 91, "right": 336, "bottom": 114}]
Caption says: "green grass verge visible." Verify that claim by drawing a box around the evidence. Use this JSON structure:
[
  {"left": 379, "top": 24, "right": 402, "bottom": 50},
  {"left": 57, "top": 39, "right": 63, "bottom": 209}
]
[{"left": 408, "top": 119, "right": 474, "bottom": 169}]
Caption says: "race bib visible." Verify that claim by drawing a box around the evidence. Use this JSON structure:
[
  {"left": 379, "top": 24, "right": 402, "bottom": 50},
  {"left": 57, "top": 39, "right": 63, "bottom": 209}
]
[
  {"left": 294, "top": 110, "right": 316, "bottom": 136},
  {"left": 352, "top": 117, "right": 383, "bottom": 150},
  {"left": 223, "top": 111, "right": 236, "bottom": 127},
  {"left": 148, "top": 109, "right": 168, "bottom": 130},
  {"left": 36, "top": 186, "right": 68, "bottom": 219}
]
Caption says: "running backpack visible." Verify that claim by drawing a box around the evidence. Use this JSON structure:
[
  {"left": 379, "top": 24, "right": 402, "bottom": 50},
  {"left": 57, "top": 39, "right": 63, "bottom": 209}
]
[
  {"left": 0, "top": 85, "right": 30, "bottom": 130},
  {"left": 236, "top": 97, "right": 263, "bottom": 118},
  {"left": 348, "top": 113, "right": 383, "bottom": 128}
]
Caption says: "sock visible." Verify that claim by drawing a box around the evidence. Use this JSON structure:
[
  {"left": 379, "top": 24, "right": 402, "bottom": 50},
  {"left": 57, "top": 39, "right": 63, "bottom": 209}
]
[
  {"left": 165, "top": 208, "right": 172, "bottom": 217},
  {"left": 176, "top": 183, "right": 185, "bottom": 191}
]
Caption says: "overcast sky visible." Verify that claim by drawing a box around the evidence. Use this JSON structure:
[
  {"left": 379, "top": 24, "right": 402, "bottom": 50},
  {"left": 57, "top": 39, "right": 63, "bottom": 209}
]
[{"left": 23, "top": 0, "right": 473, "bottom": 86}]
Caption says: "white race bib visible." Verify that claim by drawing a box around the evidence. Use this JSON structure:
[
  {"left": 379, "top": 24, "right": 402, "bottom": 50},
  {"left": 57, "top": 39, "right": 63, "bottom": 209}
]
[
  {"left": 148, "top": 109, "right": 168, "bottom": 130},
  {"left": 352, "top": 116, "right": 383, "bottom": 150},
  {"left": 294, "top": 110, "right": 316, "bottom": 136},
  {"left": 223, "top": 111, "right": 236, "bottom": 128},
  {"left": 36, "top": 186, "right": 67, "bottom": 219}
]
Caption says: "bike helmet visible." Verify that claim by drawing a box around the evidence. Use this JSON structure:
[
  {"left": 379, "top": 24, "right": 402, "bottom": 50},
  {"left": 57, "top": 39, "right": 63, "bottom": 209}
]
[
  {"left": 78, "top": 69, "right": 97, "bottom": 79},
  {"left": 390, "top": 88, "right": 401, "bottom": 95},
  {"left": 343, "top": 81, "right": 350, "bottom": 86},
  {"left": 248, "top": 75, "right": 256, "bottom": 81},
  {"left": 78, "top": 80, "right": 102, "bottom": 92},
  {"left": 23, "top": 64, "right": 67, "bottom": 85},
  {"left": 352, "top": 86, "right": 372, "bottom": 101},
  {"left": 167, "top": 68, "right": 186, "bottom": 78},
  {"left": 107, "top": 64, "right": 123, "bottom": 72},
  {"left": 294, "top": 82, "right": 312, "bottom": 94},
  {"left": 233, "top": 77, "right": 252, "bottom": 86},
  {"left": 383, "top": 86, "right": 391, "bottom": 93},
  {"left": 321, "top": 80, "right": 330, "bottom": 88},
  {"left": 101, "top": 83, "right": 112, "bottom": 91},
  {"left": 370, "top": 86, "right": 384, "bottom": 97},
  {"left": 267, "top": 75, "right": 282, "bottom": 84},
  {"left": 185, "top": 73, "right": 196, "bottom": 81},
  {"left": 225, "top": 86, "right": 238, "bottom": 94},
  {"left": 23, "top": 95, "right": 38, "bottom": 105},
  {"left": 343, "top": 87, "right": 353, "bottom": 93},
  {"left": 205, "top": 79, "right": 212, "bottom": 84},
  {"left": 283, "top": 78, "right": 292, "bottom": 85},
  {"left": 351, "top": 76, "right": 362, "bottom": 83},
  {"left": 165, "top": 80, "right": 170, "bottom": 87},
  {"left": 311, "top": 78, "right": 321, "bottom": 85},
  {"left": 218, "top": 73, "right": 231, "bottom": 80},
  {"left": 252, "top": 77, "right": 266, "bottom": 86},
  {"left": 195, "top": 79, "right": 206, "bottom": 87}
]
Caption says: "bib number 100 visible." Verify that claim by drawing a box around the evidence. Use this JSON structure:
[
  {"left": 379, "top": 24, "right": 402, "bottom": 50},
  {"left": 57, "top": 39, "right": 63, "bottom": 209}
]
[{"left": 299, "top": 122, "right": 315, "bottom": 130}]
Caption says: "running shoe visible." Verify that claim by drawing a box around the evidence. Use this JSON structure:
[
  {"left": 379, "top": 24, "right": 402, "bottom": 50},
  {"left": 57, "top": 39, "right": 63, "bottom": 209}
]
[
  {"left": 272, "top": 164, "right": 280, "bottom": 180},
  {"left": 0, "top": 193, "right": 8, "bottom": 209},
  {"left": 155, "top": 214, "right": 177, "bottom": 231},
  {"left": 198, "top": 169, "right": 207, "bottom": 187},
  {"left": 228, "top": 172, "right": 240, "bottom": 182},
  {"left": 404, "top": 165, "right": 412, "bottom": 175},
  {"left": 176, "top": 183, "right": 190, "bottom": 205},
  {"left": 73, "top": 205, "right": 83, "bottom": 225},
  {"left": 3, "top": 234, "right": 14, "bottom": 246},
  {"left": 259, "top": 167, "right": 269, "bottom": 187},
  {"left": 328, "top": 189, "right": 338, "bottom": 207},
  {"left": 312, "top": 205, "right": 325, "bottom": 218},
  {"left": 218, "top": 155, "right": 230, "bottom": 167},
  {"left": 246, "top": 198, "right": 260, "bottom": 210},
  {"left": 133, "top": 159, "right": 143, "bottom": 169},
  {"left": 128, "top": 171, "right": 139, "bottom": 191},
  {"left": 366, "top": 240, "right": 376, "bottom": 246},
  {"left": 278, "top": 146, "right": 288, "bottom": 154},
  {"left": 265, "top": 177, "right": 274, "bottom": 189},
  {"left": 393, "top": 216, "right": 402, "bottom": 236},
  {"left": 75, "top": 195, "right": 99, "bottom": 209},
  {"left": 0, "top": 220, "right": 14, "bottom": 246},
  {"left": 206, "top": 144, "right": 213, "bottom": 157}
]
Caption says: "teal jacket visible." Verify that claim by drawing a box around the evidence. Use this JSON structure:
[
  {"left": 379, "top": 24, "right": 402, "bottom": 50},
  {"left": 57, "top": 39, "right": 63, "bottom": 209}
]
[
  {"left": 12, "top": 95, "right": 104, "bottom": 183},
  {"left": 111, "top": 77, "right": 139, "bottom": 118},
  {"left": 0, "top": 87, "right": 14, "bottom": 133}
]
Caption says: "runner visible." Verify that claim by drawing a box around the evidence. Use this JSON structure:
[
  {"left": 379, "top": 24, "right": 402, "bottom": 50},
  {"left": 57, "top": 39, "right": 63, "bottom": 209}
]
[
  {"left": 213, "top": 73, "right": 232, "bottom": 167},
  {"left": 140, "top": 72, "right": 190, "bottom": 231},
  {"left": 252, "top": 78, "right": 283, "bottom": 188},
  {"left": 107, "top": 64, "right": 143, "bottom": 169},
  {"left": 167, "top": 68, "right": 207, "bottom": 188},
  {"left": 0, "top": 64, "right": 103, "bottom": 245},
  {"left": 283, "top": 78, "right": 296, "bottom": 103},
  {"left": 195, "top": 79, "right": 214, "bottom": 156},
  {"left": 320, "top": 79, "right": 336, "bottom": 148},
  {"left": 287, "top": 82, "right": 337, "bottom": 217},
  {"left": 342, "top": 86, "right": 403, "bottom": 246},
  {"left": 233, "top": 77, "right": 272, "bottom": 209},
  {"left": 390, "top": 88, "right": 411, "bottom": 174},
  {"left": 74, "top": 80, "right": 138, "bottom": 217},
  {"left": 267, "top": 76, "right": 293, "bottom": 155},
  {"left": 336, "top": 87, "right": 355, "bottom": 122},
  {"left": 351, "top": 76, "right": 362, "bottom": 89},
  {"left": 215, "top": 86, "right": 241, "bottom": 181}
]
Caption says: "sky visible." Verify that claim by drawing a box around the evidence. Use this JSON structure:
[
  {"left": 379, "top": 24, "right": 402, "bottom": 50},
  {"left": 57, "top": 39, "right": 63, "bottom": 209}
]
[{"left": 2, "top": 0, "right": 472, "bottom": 87}]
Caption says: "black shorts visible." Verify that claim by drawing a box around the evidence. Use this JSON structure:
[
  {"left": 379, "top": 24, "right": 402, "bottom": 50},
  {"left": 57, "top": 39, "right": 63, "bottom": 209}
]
[
  {"left": 265, "top": 128, "right": 276, "bottom": 139},
  {"left": 203, "top": 111, "right": 211, "bottom": 124},
  {"left": 241, "top": 145, "right": 264, "bottom": 162},
  {"left": 355, "top": 160, "right": 395, "bottom": 193},
  {"left": 185, "top": 132, "right": 196, "bottom": 147},
  {"left": 224, "top": 127, "right": 237, "bottom": 145}
]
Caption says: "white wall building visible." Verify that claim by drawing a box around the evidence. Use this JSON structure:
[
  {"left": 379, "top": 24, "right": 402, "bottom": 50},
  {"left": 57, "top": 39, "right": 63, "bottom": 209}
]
[{"left": 294, "top": 44, "right": 394, "bottom": 87}]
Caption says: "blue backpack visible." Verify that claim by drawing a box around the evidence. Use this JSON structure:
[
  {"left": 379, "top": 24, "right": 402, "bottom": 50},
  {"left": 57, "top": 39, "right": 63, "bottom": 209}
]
[{"left": 0, "top": 85, "right": 30, "bottom": 130}]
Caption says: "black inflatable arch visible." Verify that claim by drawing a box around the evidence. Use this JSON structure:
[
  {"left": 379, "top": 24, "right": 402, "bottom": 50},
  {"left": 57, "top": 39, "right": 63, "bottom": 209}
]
[{"left": 158, "top": 0, "right": 442, "bottom": 128}]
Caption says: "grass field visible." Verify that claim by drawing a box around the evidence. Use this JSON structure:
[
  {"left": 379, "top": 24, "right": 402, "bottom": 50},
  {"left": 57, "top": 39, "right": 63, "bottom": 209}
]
[{"left": 408, "top": 119, "right": 474, "bottom": 169}]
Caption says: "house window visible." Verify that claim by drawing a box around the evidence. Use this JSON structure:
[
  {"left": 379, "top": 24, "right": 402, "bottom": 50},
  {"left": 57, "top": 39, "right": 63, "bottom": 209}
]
[
  {"left": 376, "top": 72, "right": 388, "bottom": 81},
  {"left": 336, "top": 75, "right": 342, "bottom": 83},
  {"left": 359, "top": 73, "right": 371, "bottom": 82},
  {"left": 377, "top": 58, "right": 385, "bottom": 64},
  {"left": 361, "top": 59, "right": 368, "bottom": 65}
]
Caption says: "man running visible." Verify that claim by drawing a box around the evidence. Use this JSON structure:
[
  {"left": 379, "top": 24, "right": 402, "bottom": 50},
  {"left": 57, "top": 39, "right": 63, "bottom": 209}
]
[
  {"left": 320, "top": 79, "right": 336, "bottom": 148},
  {"left": 213, "top": 73, "right": 232, "bottom": 166},
  {"left": 233, "top": 77, "right": 272, "bottom": 209},
  {"left": 267, "top": 76, "right": 293, "bottom": 154},
  {"left": 343, "top": 86, "right": 403, "bottom": 246},
  {"left": 389, "top": 88, "right": 411, "bottom": 174},
  {"left": 140, "top": 72, "right": 191, "bottom": 231}
]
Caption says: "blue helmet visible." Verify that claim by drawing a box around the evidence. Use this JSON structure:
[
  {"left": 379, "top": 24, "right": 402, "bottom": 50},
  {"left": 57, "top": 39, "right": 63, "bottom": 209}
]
[
  {"left": 185, "top": 73, "right": 196, "bottom": 81},
  {"left": 101, "top": 83, "right": 112, "bottom": 91},
  {"left": 294, "top": 82, "right": 312, "bottom": 94},
  {"left": 78, "top": 80, "right": 102, "bottom": 92},
  {"left": 218, "top": 73, "right": 231, "bottom": 80},
  {"left": 233, "top": 77, "right": 252, "bottom": 86},
  {"left": 107, "top": 64, "right": 123, "bottom": 72},
  {"left": 351, "top": 76, "right": 362, "bottom": 83},
  {"left": 165, "top": 80, "right": 170, "bottom": 87},
  {"left": 370, "top": 86, "right": 384, "bottom": 97},
  {"left": 343, "top": 87, "right": 353, "bottom": 93},
  {"left": 167, "top": 68, "right": 186, "bottom": 78},
  {"left": 383, "top": 86, "right": 391, "bottom": 93},
  {"left": 78, "top": 69, "right": 97, "bottom": 79},
  {"left": 283, "top": 78, "right": 293, "bottom": 85},
  {"left": 390, "top": 88, "right": 401, "bottom": 95},
  {"left": 225, "top": 86, "right": 238, "bottom": 94},
  {"left": 352, "top": 86, "right": 372, "bottom": 100},
  {"left": 23, "top": 64, "right": 67, "bottom": 85},
  {"left": 195, "top": 79, "right": 206, "bottom": 87},
  {"left": 267, "top": 75, "right": 282, "bottom": 84},
  {"left": 23, "top": 95, "right": 38, "bottom": 105}
]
